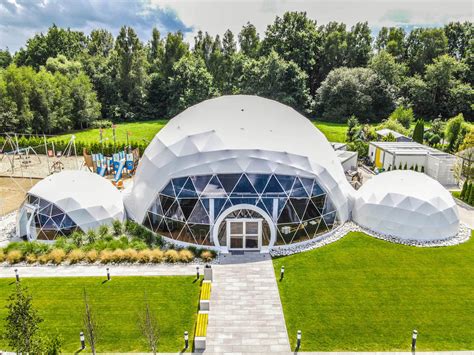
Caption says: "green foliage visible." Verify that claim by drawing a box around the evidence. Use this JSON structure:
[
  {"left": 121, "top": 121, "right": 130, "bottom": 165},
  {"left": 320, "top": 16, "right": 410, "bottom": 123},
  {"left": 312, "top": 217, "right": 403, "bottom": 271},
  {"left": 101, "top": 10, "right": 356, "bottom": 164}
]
[
  {"left": 315, "top": 67, "right": 395, "bottom": 122},
  {"left": 404, "top": 162, "right": 408, "bottom": 170},
  {"left": 405, "top": 27, "right": 448, "bottom": 74},
  {"left": 412, "top": 119, "right": 425, "bottom": 143},
  {"left": 377, "top": 118, "right": 409, "bottom": 136},
  {"left": 445, "top": 113, "right": 467, "bottom": 152},
  {"left": 346, "top": 115, "right": 359, "bottom": 142},
  {"left": 347, "top": 140, "right": 369, "bottom": 158},
  {"left": 388, "top": 105, "right": 414, "bottom": 129},
  {"left": 238, "top": 22, "right": 260, "bottom": 58},
  {"left": 3, "top": 284, "right": 43, "bottom": 354},
  {"left": 0, "top": 49, "right": 12, "bottom": 68},
  {"left": 460, "top": 180, "right": 468, "bottom": 199}
]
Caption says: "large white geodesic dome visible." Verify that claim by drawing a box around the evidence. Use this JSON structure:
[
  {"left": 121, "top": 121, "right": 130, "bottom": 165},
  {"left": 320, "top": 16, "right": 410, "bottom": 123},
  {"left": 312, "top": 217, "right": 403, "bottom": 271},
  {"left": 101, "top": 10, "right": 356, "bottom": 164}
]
[
  {"left": 352, "top": 170, "right": 459, "bottom": 240},
  {"left": 23, "top": 170, "right": 124, "bottom": 236},
  {"left": 124, "top": 95, "right": 353, "bottom": 224}
]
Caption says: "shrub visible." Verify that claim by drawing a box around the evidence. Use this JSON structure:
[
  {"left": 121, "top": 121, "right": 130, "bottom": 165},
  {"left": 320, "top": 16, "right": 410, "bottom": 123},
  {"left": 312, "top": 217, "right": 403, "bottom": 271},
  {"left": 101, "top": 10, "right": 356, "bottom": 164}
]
[
  {"left": 200, "top": 250, "right": 214, "bottom": 262},
  {"left": 129, "top": 239, "right": 148, "bottom": 251},
  {"left": 165, "top": 249, "right": 179, "bottom": 263},
  {"left": 85, "top": 250, "right": 99, "bottom": 263},
  {"left": 112, "top": 220, "right": 123, "bottom": 235},
  {"left": 53, "top": 238, "right": 75, "bottom": 253},
  {"left": 68, "top": 249, "right": 85, "bottom": 264},
  {"left": 26, "top": 254, "right": 37, "bottom": 264},
  {"left": 90, "top": 119, "right": 113, "bottom": 128},
  {"left": 99, "top": 250, "right": 114, "bottom": 264},
  {"left": 6, "top": 250, "right": 23, "bottom": 264},
  {"left": 111, "top": 249, "right": 126, "bottom": 262},
  {"left": 0, "top": 249, "right": 5, "bottom": 262},
  {"left": 179, "top": 249, "right": 194, "bottom": 262},
  {"left": 98, "top": 225, "right": 110, "bottom": 238},
  {"left": 150, "top": 249, "right": 164, "bottom": 263},
  {"left": 38, "top": 254, "right": 49, "bottom": 264},
  {"left": 48, "top": 249, "right": 66, "bottom": 264},
  {"left": 86, "top": 230, "right": 97, "bottom": 244},
  {"left": 137, "top": 249, "right": 152, "bottom": 263},
  {"left": 123, "top": 248, "right": 138, "bottom": 262},
  {"left": 70, "top": 231, "right": 85, "bottom": 247}
]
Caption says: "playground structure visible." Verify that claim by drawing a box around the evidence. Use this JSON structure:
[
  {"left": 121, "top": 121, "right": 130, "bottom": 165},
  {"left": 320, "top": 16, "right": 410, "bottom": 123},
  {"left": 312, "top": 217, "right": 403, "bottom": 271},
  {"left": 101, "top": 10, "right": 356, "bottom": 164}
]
[{"left": 83, "top": 147, "right": 140, "bottom": 188}]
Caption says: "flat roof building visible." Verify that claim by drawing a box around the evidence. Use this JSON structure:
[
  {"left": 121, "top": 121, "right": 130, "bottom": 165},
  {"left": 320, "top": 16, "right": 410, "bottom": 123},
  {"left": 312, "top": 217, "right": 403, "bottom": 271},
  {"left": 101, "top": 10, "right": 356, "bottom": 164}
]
[{"left": 375, "top": 128, "right": 412, "bottom": 142}]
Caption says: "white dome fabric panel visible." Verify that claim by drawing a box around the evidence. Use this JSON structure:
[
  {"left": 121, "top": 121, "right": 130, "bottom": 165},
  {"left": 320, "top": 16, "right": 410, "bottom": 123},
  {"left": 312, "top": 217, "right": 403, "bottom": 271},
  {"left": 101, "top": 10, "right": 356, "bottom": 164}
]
[
  {"left": 123, "top": 95, "right": 353, "bottom": 224},
  {"left": 353, "top": 171, "right": 459, "bottom": 240},
  {"left": 28, "top": 170, "right": 124, "bottom": 231}
]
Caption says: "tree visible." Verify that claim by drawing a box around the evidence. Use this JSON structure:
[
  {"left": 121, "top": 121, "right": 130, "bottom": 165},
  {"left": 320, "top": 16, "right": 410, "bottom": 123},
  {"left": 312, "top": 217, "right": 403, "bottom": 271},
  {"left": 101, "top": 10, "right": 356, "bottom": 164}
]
[
  {"left": 346, "top": 115, "right": 359, "bottom": 142},
  {"left": 404, "top": 28, "right": 448, "bottom": 74},
  {"left": 0, "top": 49, "right": 12, "bottom": 68},
  {"left": 160, "top": 32, "right": 189, "bottom": 78},
  {"left": 261, "top": 12, "right": 320, "bottom": 94},
  {"left": 375, "top": 27, "right": 405, "bottom": 61},
  {"left": 315, "top": 67, "right": 395, "bottom": 122},
  {"left": 222, "top": 30, "right": 237, "bottom": 57},
  {"left": 382, "top": 132, "right": 396, "bottom": 142},
  {"left": 445, "top": 113, "right": 467, "bottom": 152},
  {"left": 239, "top": 51, "right": 313, "bottom": 113},
  {"left": 45, "top": 55, "right": 83, "bottom": 76},
  {"left": 346, "top": 22, "right": 372, "bottom": 68},
  {"left": 137, "top": 292, "right": 160, "bottom": 354},
  {"left": 167, "top": 54, "right": 215, "bottom": 116},
  {"left": 316, "top": 22, "right": 348, "bottom": 85},
  {"left": 460, "top": 179, "right": 468, "bottom": 199},
  {"left": 239, "top": 22, "right": 260, "bottom": 58},
  {"left": 88, "top": 29, "right": 114, "bottom": 57},
  {"left": 412, "top": 119, "right": 425, "bottom": 144},
  {"left": 4, "top": 284, "right": 43, "bottom": 354},
  {"left": 388, "top": 105, "right": 414, "bottom": 129},
  {"left": 369, "top": 50, "right": 407, "bottom": 87},
  {"left": 444, "top": 22, "right": 473, "bottom": 60},
  {"left": 83, "top": 289, "right": 99, "bottom": 355}
]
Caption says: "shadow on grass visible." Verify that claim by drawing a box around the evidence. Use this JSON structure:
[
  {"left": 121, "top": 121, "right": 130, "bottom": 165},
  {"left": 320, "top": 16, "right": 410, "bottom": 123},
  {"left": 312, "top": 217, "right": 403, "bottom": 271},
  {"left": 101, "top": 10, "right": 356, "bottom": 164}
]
[{"left": 74, "top": 348, "right": 84, "bottom": 354}]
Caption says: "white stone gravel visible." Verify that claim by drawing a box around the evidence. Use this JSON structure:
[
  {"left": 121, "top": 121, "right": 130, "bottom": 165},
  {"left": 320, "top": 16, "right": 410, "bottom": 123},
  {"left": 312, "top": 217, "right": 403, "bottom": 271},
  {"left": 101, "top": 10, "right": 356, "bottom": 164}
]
[{"left": 270, "top": 222, "right": 472, "bottom": 257}]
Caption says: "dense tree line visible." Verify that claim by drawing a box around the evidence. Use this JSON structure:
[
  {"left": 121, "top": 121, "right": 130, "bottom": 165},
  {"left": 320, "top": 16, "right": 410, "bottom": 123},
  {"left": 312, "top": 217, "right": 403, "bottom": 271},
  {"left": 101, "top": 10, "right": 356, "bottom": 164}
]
[{"left": 0, "top": 15, "right": 472, "bottom": 134}]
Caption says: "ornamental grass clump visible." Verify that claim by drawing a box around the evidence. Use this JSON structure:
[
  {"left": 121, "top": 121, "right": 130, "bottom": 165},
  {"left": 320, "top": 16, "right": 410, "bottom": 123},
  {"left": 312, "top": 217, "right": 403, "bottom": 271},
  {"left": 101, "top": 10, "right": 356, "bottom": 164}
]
[
  {"left": 165, "top": 249, "right": 179, "bottom": 263},
  {"left": 99, "top": 250, "right": 114, "bottom": 264},
  {"left": 178, "top": 249, "right": 194, "bottom": 262},
  {"left": 137, "top": 249, "right": 152, "bottom": 263},
  {"left": 48, "top": 248, "right": 66, "bottom": 264},
  {"left": 124, "top": 248, "right": 138, "bottom": 262},
  {"left": 6, "top": 250, "right": 23, "bottom": 264},
  {"left": 200, "top": 250, "right": 214, "bottom": 262},
  {"left": 26, "top": 254, "right": 37, "bottom": 264},
  {"left": 0, "top": 249, "right": 5, "bottom": 262},
  {"left": 68, "top": 249, "right": 86, "bottom": 264},
  {"left": 85, "top": 250, "right": 98, "bottom": 263},
  {"left": 150, "top": 249, "right": 164, "bottom": 263},
  {"left": 111, "top": 249, "right": 126, "bottom": 262},
  {"left": 38, "top": 254, "right": 49, "bottom": 264}
]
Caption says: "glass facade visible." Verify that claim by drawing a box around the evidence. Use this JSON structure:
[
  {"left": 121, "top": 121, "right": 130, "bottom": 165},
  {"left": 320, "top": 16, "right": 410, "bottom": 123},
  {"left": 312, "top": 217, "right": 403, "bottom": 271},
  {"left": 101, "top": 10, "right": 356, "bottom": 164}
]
[
  {"left": 144, "top": 173, "right": 339, "bottom": 246},
  {"left": 22, "top": 194, "right": 79, "bottom": 240}
]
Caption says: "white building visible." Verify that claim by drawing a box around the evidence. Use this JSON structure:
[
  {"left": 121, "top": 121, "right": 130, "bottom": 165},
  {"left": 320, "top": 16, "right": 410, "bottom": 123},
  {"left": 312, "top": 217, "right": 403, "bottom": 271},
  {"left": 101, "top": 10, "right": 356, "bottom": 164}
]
[
  {"left": 375, "top": 128, "right": 412, "bottom": 142},
  {"left": 368, "top": 141, "right": 457, "bottom": 185},
  {"left": 353, "top": 170, "right": 459, "bottom": 241}
]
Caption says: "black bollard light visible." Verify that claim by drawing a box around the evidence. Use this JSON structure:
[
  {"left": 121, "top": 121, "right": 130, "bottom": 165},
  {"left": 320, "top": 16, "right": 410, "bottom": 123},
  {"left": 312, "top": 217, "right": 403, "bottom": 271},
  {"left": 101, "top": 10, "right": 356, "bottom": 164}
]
[
  {"left": 106, "top": 267, "right": 110, "bottom": 281},
  {"left": 184, "top": 331, "right": 189, "bottom": 349},
  {"left": 196, "top": 266, "right": 200, "bottom": 279},
  {"left": 412, "top": 329, "right": 417, "bottom": 351},
  {"left": 296, "top": 330, "right": 301, "bottom": 350},
  {"left": 280, "top": 266, "right": 285, "bottom": 280},
  {"left": 14, "top": 269, "right": 20, "bottom": 283},
  {"left": 80, "top": 331, "right": 85, "bottom": 349}
]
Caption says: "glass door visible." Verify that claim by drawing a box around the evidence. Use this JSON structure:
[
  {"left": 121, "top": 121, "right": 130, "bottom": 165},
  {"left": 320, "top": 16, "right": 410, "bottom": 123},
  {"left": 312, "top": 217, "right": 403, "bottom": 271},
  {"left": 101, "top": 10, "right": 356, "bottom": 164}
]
[{"left": 226, "top": 218, "right": 262, "bottom": 250}]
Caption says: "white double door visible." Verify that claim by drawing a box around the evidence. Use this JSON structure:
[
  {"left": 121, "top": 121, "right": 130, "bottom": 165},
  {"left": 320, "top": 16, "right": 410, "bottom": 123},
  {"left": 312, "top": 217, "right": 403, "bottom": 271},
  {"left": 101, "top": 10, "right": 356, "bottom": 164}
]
[{"left": 226, "top": 218, "right": 262, "bottom": 250}]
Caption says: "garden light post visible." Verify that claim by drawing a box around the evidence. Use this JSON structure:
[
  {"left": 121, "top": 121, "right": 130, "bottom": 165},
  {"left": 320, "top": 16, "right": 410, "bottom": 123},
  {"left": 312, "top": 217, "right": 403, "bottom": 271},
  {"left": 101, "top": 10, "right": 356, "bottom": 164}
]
[
  {"left": 196, "top": 266, "right": 200, "bottom": 280},
  {"left": 412, "top": 329, "right": 417, "bottom": 351},
  {"left": 106, "top": 267, "right": 110, "bottom": 281},
  {"left": 184, "top": 331, "right": 189, "bottom": 349},
  {"left": 80, "top": 331, "right": 85, "bottom": 349},
  {"left": 14, "top": 269, "right": 19, "bottom": 282},
  {"left": 280, "top": 266, "right": 285, "bottom": 281},
  {"left": 296, "top": 330, "right": 301, "bottom": 350}
]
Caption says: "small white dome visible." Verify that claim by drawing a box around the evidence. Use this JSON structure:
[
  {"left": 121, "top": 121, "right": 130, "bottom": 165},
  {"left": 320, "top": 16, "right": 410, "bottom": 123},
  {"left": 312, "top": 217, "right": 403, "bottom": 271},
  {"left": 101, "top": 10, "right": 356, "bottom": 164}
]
[
  {"left": 353, "top": 170, "right": 459, "bottom": 240},
  {"left": 27, "top": 170, "right": 124, "bottom": 231}
]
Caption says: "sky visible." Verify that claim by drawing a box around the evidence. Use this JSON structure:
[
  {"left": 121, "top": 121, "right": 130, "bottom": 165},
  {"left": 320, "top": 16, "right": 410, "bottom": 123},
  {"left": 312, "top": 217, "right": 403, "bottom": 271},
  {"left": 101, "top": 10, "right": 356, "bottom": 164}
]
[{"left": 0, "top": 0, "right": 472, "bottom": 52}]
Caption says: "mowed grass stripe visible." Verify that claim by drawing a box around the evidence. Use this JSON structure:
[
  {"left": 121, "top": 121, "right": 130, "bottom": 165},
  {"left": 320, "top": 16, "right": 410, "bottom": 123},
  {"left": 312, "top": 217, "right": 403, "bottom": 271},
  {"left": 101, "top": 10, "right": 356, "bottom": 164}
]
[
  {"left": 0, "top": 276, "right": 200, "bottom": 353},
  {"left": 273, "top": 232, "right": 474, "bottom": 351}
]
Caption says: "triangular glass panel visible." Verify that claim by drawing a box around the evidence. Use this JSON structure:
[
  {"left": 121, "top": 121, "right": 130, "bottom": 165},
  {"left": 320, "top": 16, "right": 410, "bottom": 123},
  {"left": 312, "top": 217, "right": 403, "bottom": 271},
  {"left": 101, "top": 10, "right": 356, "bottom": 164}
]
[
  {"left": 231, "top": 174, "right": 257, "bottom": 195},
  {"left": 278, "top": 199, "right": 299, "bottom": 223},
  {"left": 275, "top": 175, "right": 295, "bottom": 193},
  {"left": 289, "top": 198, "right": 308, "bottom": 220},
  {"left": 200, "top": 198, "right": 210, "bottom": 213},
  {"left": 203, "top": 175, "right": 226, "bottom": 196},
  {"left": 300, "top": 177, "right": 314, "bottom": 196},
  {"left": 218, "top": 174, "right": 241, "bottom": 194},
  {"left": 178, "top": 178, "right": 198, "bottom": 198},
  {"left": 159, "top": 195, "right": 175, "bottom": 215},
  {"left": 188, "top": 201, "right": 210, "bottom": 224},
  {"left": 178, "top": 198, "right": 198, "bottom": 219},
  {"left": 143, "top": 213, "right": 154, "bottom": 231},
  {"left": 51, "top": 205, "right": 63, "bottom": 216},
  {"left": 246, "top": 174, "right": 270, "bottom": 194},
  {"left": 304, "top": 217, "right": 321, "bottom": 238},
  {"left": 263, "top": 175, "right": 284, "bottom": 196},
  {"left": 164, "top": 218, "right": 184, "bottom": 239},
  {"left": 229, "top": 197, "right": 258, "bottom": 206},
  {"left": 290, "top": 224, "right": 310, "bottom": 243},
  {"left": 60, "top": 215, "right": 76, "bottom": 229},
  {"left": 303, "top": 199, "right": 321, "bottom": 221},
  {"left": 323, "top": 211, "right": 337, "bottom": 228},
  {"left": 217, "top": 198, "right": 233, "bottom": 218},
  {"left": 290, "top": 178, "right": 309, "bottom": 197},
  {"left": 149, "top": 199, "right": 163, "bottom": 216},
  {"left": 39, "top": 203, "right": 52, "bottom": 215},
  {"left": 161, "top": 181, "right": 175, "bottom": 197},
  {"left": 191, "top": 175, "right": 212, "bottom": 193},
  {"left": 317, "top": 219, "right": 330, "bottom": 234},
  {"left": 322, "top": 197, "right": 336, "bottom": 215},
  {"left": 172, "top": 177, "right": 187, "bottom": 196},
  {"left": 312, "top": 182, "right": 325, "bottom": 196},
  {"left": 311, "top": 195, "right": 326, "bottom": 213},
  {"left": 164, "top": 201, "right": 185, "bottom": 221},
  {"left": 51, "top": 214, "right": 65, "bottom": 228},
  {"left": 257, "top": 198, "right": 273, "bottom": 217},
  {"left": 179, "top": 225, "right": 197, "bottom": 244}
]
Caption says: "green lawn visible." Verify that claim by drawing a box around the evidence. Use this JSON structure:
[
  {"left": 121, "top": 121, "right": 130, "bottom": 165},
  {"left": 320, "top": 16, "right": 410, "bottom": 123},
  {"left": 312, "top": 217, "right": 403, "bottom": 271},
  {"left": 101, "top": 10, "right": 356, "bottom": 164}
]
[
  {"left": 451, "top": 191, "right": 473, "bottom": 207},
  {"left": 0, "top": 276, "right": 200, "bottom": 353},
  {"left": 50, "top": 119, "right": 348, "bottom": 144},
  {"left": 273, "top": 232, "right": 474, "bottom": 352}
]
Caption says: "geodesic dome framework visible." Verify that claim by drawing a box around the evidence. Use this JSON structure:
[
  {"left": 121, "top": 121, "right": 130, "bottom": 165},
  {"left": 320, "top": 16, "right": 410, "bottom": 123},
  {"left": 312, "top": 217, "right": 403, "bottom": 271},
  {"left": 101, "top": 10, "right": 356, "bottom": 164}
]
[
  {"left": 17, "top": 170, "right": 124, "bottom": 240},
  {"left": 352, "top": 170, "right": 459, "bottom": 240},
  {"left": 124, "top": 95, "right": 353, "bottom": 250}
]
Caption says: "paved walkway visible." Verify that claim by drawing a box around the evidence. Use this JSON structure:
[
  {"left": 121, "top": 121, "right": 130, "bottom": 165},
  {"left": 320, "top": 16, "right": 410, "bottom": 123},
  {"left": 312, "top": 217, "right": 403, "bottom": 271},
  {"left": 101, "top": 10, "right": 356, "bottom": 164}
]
[
  {"left": 205, "top": 254, "right": 291, "bottom": 354},
  {"left": 0, "top": 264, "right": 197, "bottom": 278}
]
